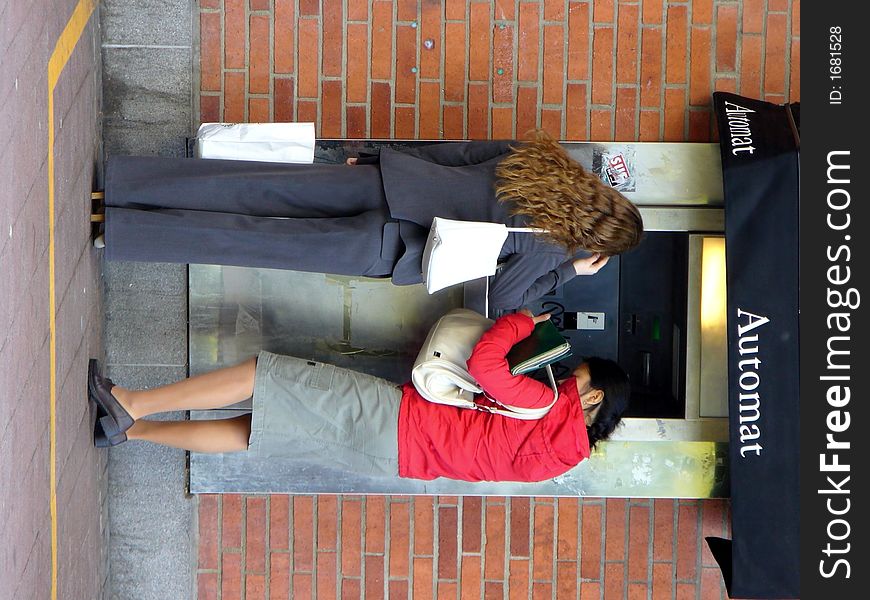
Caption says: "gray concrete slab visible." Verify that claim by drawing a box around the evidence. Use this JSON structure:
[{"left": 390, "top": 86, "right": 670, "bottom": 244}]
[
  {"left": 103, "top": 261, "right": 189, "bottom": 366},
  {"left": 101, "top": 46, "right": 192, "bottom": 157},
  {"left": 101, "top": 0, "right": 192, "bottom": 47},
  {"left": 98, "top": 0, "right": 197, "bottom": 595},
  {"left": 100, "top": 267, "right": 192, "bottom": 599},
  {"left": 103, "top": 260, "right": 189, "bottom": 296},
  {"left": 105, "top": 365, "right": 193, "bottom": 600}
]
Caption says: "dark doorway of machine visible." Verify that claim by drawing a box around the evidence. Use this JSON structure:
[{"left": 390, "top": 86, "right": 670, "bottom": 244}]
[
  {"left": 617, "top": 232, "right": 688, "bottom": 418},
  {"left": 522, "top": 231, "right": 690, "bottom": 420}
]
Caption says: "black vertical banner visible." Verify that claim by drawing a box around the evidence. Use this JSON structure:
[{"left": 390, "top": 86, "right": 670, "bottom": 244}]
[
  {"left": 802, "top": 3, "right": 869, "bottom": 599},
  {"left": 712, "top": 92, "right": 800, "bottom": 599}
]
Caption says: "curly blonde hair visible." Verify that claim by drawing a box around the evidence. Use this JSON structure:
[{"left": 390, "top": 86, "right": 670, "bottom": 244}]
[{"left": 495, "top": 130, "right": 643, "bottom": 254}]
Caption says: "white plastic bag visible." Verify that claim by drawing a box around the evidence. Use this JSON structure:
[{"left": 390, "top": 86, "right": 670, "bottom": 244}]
[
  {"left": 421, "top": 217, "right": 545, "bottom": 294},
  {"left": 195, "top": 122, "right": 315, "bottom": 163}
]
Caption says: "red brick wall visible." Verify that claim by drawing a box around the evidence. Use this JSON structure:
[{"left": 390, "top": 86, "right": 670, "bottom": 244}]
[
  {"left": 198, "top": 0, "right": 799, "bottom": 142},
  {"left": 198, "top": 495, "right": 733, "bottom": 599},
  {"left": 195, "top": 1, "right": 799, "bottom": 598}
]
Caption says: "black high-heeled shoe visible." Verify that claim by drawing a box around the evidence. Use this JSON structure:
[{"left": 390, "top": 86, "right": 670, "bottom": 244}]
[{"left": 88, "top": 359, "right": 134, "bottom": 434}]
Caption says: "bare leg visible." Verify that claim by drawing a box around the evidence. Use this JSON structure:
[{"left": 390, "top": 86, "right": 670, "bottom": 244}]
[
  {"left": 111, "top": 357, "right": 257, "bottom": 420},
  {"left": 126, "top": 415, "right": 252, "bottom": 453}
]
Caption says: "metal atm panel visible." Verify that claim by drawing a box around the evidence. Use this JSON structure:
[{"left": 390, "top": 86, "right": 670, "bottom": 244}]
[{"left": 519, "top": 208, "right": 729, "bottom": 442}]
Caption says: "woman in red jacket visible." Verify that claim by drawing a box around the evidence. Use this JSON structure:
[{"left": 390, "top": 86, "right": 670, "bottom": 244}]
[{"left": 89, "top": 311, "right": 630, "bottom": 482}]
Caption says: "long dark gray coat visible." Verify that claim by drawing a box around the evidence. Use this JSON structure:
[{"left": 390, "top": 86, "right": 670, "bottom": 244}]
[{"left": 104, "top": 141, "right": 579, "bottom": 310}]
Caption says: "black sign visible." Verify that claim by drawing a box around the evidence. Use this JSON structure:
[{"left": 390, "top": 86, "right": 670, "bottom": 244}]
[{"left": 707, "top": 92, "right": 800, "bottom": 599}]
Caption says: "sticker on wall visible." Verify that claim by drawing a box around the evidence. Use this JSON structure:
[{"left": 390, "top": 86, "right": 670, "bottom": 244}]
[{"left": 593, "top": 146, "right": 637, "bottom": 192}]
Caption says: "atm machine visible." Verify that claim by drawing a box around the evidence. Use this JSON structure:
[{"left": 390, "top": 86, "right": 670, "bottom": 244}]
[
  {"left": 187, "top": 137, "right": 731, "bottom": 499},
  {"left": 186, "top": 93, "right": 800, "bottom": 598}
]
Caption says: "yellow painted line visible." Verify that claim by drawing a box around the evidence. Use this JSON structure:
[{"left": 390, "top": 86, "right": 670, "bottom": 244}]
[{"left": 47, "top": 1, "right": 96, "bottom": 599}]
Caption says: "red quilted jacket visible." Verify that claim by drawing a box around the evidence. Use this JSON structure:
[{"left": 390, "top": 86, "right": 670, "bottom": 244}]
[{"left": 397, "top": 313, "right": 591, "bottom": 482}]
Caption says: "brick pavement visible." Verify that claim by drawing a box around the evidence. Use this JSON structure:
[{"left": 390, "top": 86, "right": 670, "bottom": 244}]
[
  {"left": 192, "top": 1, "right": 799, "bottom": 598},
  {"left": 0, "top": 0, "right": 105, "bottom": 598}
]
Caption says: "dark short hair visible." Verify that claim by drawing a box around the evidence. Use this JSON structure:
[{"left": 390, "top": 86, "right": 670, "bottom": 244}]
[{"left": 584, "top": 357, "right": 631, "bottom": 449}]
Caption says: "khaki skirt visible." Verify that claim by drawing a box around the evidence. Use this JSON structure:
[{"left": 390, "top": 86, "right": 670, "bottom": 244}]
[{"left": 248, "top": 351, "right": 402, "bottom": 477}]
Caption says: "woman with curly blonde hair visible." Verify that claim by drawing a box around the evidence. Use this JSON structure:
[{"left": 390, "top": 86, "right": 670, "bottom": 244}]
[
  {"left": 495, "top": 130, "right": 643, "bottom": 256},
  {"left": 102, "top": 130, "right": 643, "bottom": 309}
]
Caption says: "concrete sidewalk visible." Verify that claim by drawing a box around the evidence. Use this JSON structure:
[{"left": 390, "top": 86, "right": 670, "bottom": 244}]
[{"left": 99, "top": 0, "right": 195, "bottom": 598}]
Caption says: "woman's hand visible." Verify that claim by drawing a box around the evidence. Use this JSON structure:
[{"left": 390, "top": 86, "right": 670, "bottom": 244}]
[
  {"left": 346, "top": 157, "right": 358, "bottom": 165},
  {"left": 518, "top": 308, "right": 551, "bottom": 325},
  {"left": 572, "top": 253, "right": 609, "bottom": 276}
]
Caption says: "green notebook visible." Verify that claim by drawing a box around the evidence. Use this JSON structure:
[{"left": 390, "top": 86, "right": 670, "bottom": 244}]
[{"left": 506, "top": 319, "right": 572, "bottom": 375}]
